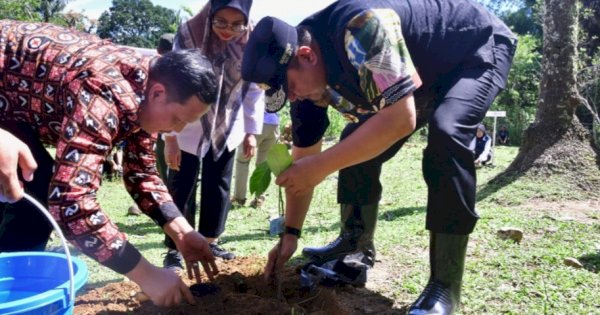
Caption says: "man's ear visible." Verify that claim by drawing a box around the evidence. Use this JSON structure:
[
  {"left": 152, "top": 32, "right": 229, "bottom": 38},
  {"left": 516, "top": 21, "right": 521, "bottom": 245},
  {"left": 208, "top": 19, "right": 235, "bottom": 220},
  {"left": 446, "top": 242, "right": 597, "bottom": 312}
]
[
  {"left": 148, "top": 82, "right": 167, "bottom": 104},
  {"left": 297, "top": 46, "right": 318, "bottom": 66}
]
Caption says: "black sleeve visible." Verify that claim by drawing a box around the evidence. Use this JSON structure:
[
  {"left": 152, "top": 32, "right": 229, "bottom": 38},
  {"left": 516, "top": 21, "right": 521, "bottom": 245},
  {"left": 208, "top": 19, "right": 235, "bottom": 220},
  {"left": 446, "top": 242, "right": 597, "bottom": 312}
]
[{"left": 290, "top": 100, "right": 330, "bottom": 148}]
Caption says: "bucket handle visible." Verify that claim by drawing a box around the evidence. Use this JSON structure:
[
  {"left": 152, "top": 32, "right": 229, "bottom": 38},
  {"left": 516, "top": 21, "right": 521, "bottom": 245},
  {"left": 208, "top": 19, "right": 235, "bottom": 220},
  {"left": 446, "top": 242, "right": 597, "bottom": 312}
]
[{"left": 22, "top": 193, "right": 76, "bottom": 307}]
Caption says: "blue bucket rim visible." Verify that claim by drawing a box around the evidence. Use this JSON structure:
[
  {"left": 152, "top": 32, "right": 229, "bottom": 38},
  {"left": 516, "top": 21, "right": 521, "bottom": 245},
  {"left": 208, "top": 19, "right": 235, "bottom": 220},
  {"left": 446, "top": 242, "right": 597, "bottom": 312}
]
[{"left": 0, "top": 251, "right": 88, "bottom": 313}]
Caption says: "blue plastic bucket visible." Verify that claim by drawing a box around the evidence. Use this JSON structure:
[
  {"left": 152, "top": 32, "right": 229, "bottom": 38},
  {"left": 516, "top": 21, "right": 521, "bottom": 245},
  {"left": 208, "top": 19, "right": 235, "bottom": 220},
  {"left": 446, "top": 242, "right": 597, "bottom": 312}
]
[
  {"left": 0, "top": 252, "right": 88, "bottom": 314},
  {"left": 0, "top": 193, "right": 88, "bottom": 314}
]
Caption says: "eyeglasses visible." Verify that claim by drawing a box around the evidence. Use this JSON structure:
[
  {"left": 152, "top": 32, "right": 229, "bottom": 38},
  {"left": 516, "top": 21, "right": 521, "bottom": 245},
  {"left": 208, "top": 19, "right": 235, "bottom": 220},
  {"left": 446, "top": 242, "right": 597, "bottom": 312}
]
[{"left": 212, "top": 18, "right": 248, "bottom": 33}]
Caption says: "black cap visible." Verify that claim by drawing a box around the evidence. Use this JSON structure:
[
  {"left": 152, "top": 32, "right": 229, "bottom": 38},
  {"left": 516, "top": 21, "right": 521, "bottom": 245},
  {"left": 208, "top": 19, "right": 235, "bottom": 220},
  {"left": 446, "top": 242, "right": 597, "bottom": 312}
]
[
  {"left": 242, "top": 16, "right": 297, "bottom": 113},
  {"left": 210, "top": 0, "right": 253, "bottom": 24},
  {"left": 157, "top": 33, "right": 174, "bottom": 53}
]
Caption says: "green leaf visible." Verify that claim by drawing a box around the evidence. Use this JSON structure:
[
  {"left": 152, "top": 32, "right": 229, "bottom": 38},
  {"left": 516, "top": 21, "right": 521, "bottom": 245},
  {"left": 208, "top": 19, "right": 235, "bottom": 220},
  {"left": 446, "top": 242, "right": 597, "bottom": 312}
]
[
  {"left": 249, "top": 161, "right": 271, "bottom": 197},
  {"left": 266, "top": 144, "right": 293, "bottom": 176}
]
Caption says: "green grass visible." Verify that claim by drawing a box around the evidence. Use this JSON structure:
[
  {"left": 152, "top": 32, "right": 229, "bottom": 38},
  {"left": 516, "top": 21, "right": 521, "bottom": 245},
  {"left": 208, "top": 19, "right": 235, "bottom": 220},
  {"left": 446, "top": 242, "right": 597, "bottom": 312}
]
[{"left": 49, "top": 139, "right": 600, "bottom": 313}]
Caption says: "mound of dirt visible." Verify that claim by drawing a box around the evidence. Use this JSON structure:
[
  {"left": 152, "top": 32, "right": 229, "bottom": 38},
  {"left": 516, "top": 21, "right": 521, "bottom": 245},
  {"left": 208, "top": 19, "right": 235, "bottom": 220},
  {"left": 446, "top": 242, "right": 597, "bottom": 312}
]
[{"left": 74, "top": 256, "right": 361, "bottom": 314}]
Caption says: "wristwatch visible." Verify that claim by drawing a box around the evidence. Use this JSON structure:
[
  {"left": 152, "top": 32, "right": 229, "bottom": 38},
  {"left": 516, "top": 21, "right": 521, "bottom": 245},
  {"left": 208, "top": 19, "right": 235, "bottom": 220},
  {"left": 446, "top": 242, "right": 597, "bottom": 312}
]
[{"left": 281, "top": 226, "right": 301, "bottom": 238}]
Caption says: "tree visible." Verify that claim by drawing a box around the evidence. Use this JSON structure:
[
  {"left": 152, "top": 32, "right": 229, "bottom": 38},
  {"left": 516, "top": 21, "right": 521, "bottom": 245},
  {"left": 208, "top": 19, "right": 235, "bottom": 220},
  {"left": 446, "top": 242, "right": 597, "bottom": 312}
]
[
  {"left": 38, "top": 0, "right": 68, "bottom": 23},
  {"left": 489, "top": 34, "right": 542, "bottom": 145},
  {"left": 0, "top": 0, "right": 42, "bottom": 21},
  {"left": 504, "top": 0, "right": 600, "bottom": 186},
  {"left": 62, "top": 10, "right": 96, "bottom": 33},
  {"left": 577, "top": 0, "right": 600, "bottom": 142},
  {"left": 96, "top": 0, "right": 178, "bottom": 48}
]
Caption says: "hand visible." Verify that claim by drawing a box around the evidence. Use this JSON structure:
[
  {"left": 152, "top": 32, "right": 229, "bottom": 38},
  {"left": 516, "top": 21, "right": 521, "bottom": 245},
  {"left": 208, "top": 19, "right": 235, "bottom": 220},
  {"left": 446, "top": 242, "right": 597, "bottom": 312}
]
[
  {"left": 242, "top": 134, "right": 257, "bottom": 159},
  {"left": 275, "top": 155, "right": 327, "bottom": 196},
  {"left": 264, "top": 234, "right": 298, "bottom": 282},
  {"left": 0, "top": 128, "right": 37, "bottom": 203},
  {"left": 165, "top": 217, "right": 219, "bottom": 282},
  {"left": 164, "top": 218, "right": 219, "bottom": 282},
  {"left": 175, "top": 231, "right": 219, "bottom": 282},
  {"left": 163, "top": 135, "right": 181, "bottom": 171},
  {"left": 127, "top": 257, "right": 195, "bottom": 306}
]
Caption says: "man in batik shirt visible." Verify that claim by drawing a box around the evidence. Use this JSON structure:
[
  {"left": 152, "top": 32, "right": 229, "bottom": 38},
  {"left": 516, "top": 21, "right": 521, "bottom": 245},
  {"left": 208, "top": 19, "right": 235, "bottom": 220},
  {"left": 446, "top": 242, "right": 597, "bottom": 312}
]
[
  {"left": 0, "top": 20, "right": 219, "bottom": 306},
  {"left": 242, "top": 1, "right": 516, "bottom": 313}
]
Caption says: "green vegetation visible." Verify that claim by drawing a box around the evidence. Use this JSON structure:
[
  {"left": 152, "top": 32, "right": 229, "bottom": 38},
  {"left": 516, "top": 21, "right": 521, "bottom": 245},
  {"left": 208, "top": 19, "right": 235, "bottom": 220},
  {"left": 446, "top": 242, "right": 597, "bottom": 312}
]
[{"left": 52, "top": 140, "right": 600, "bottom": 313}]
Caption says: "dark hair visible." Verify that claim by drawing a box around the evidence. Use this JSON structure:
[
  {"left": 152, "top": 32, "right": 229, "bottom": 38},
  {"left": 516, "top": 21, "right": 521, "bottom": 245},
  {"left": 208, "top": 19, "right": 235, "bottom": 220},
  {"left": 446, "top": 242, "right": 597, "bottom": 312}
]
[
  {"left": 148, "top": 49, "right": 218, "bottom": 105},
  {"left": 156, "top": 33, "right": 174, "bottom": 54},
  {"left": 296, "top": 26, "right": 313, "bottom": 47}
]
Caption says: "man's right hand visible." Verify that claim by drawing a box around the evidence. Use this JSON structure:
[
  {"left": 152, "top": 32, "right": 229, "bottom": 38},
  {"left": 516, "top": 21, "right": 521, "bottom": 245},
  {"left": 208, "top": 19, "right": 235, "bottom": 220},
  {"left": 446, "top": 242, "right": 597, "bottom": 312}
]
[
  {"left": 164, "top": 217, "right": 219, "bottom": 282},
  {"left": 126, "top": 257, "right": 195, "bottom": 306},
  {"left": 0, "top": 128, "right": 37, "bottom": 203},
  {"left": 264, "top": 234, "right": 298, "bottom": 281}
]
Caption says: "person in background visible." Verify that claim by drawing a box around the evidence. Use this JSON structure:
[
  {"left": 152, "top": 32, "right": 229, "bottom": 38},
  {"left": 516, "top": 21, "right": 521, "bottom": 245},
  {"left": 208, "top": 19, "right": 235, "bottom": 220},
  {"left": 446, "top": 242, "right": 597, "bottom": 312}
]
[
  {"left": 471, "top": 124, "right": 493, "bottom": 167},
  {"left": 242, "top": 1, "right": 516, "bottom": 313},
  {"left": 497, "top": 125, "right": 509, "bottom": 145},
  {"left": 0, "top": 20, "right": 219, "bottom": 307},
  {"left": 161, "top": 0, "right": 264, "bottom": 271},
  {"left": 128, "top": 33, "right": 175, "bottom": 216},
  {"left": 104, "top": 141, "right": 125, "bottom": 181},
  {"left": 231, "top": 110, "right": 279, "bottom": 208}
]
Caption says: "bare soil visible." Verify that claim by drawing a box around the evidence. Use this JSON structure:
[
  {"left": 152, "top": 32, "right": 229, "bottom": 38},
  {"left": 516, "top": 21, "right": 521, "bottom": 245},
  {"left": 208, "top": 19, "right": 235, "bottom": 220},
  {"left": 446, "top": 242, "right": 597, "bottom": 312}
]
[
  {"left": 74, "top": 256, "right": 400, "bottom": 314},
  {"left": 519, "top": 199, "right": 600, "bottom": 224}
]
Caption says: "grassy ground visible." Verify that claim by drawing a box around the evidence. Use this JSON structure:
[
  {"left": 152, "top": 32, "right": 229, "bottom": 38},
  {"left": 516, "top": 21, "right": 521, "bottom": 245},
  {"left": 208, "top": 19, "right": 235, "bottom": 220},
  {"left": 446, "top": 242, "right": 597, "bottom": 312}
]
[{"left": 51, "top": 138, "right": 600, "bottom": 314}]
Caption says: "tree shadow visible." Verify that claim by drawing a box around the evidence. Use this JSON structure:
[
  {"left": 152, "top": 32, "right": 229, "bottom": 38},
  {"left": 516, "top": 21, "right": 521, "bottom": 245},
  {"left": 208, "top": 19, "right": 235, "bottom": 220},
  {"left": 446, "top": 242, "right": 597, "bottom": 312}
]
[
  {"left": 476, "top": 169, "right": 523, "bottom": 202},
  {"left": 578, "top": 251, "right": 600, "bottom": 273},
  {"left": 476, "top": 127, "right": 555, "bottom": 202},
  {"left": 379, "top": 206, "right": 425, "bottom": 222},
  {"left": 478, "top": 126, "right": 600, "bottom": 203},
  {"left": 219, "top": 230, "right": 271, "bottom": 243}
]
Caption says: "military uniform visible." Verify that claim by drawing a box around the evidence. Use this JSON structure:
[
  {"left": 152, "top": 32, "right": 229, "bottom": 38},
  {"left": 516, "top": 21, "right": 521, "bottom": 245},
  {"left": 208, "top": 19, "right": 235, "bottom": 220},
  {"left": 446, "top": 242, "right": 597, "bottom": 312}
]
[{"left": 242, "top": 0, "right": 516, "bottom": 313}]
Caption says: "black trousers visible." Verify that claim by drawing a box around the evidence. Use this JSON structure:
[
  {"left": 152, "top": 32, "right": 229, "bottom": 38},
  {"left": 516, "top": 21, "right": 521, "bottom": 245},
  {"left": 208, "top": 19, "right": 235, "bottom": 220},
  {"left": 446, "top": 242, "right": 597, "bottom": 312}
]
[
  {"left": 164, "top": 147, "right": 235, "bottom": 249},
  {"left": 338, "top": 35, "right": 516, "bottom": 235},
  {"left": 0, "top": 122, "right": 54, "bottom": 251}
]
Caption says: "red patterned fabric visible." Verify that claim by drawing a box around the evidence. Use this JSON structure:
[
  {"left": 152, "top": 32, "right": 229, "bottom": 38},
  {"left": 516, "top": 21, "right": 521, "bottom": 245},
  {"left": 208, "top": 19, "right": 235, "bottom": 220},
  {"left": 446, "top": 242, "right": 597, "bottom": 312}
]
[{"left": 0, "top": 20, "right": 176, "bottom": 271}]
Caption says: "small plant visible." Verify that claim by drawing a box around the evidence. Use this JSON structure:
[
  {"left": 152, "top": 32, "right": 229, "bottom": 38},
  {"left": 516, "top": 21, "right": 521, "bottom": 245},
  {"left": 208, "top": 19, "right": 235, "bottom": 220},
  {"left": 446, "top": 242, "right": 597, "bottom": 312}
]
[{"left": 249, "top": 143, "right": 293, "bottom": 236}]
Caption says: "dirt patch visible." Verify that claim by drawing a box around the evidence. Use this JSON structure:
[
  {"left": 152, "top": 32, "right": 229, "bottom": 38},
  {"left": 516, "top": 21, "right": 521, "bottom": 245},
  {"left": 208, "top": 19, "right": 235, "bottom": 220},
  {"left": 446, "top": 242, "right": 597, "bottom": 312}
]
[
  {"left": 75, "top": 256, "right": 399, "bottom": 314},
  {"left": 519, "top": 199, "right": 600, "bottom": 224}
]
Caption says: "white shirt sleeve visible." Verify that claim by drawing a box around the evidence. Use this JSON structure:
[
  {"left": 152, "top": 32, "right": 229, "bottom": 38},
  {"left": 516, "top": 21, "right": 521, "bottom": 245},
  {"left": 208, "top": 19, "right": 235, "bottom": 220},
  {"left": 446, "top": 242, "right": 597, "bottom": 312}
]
[{"left": 241, "top": 82, "right": 265, "bottom": 135}]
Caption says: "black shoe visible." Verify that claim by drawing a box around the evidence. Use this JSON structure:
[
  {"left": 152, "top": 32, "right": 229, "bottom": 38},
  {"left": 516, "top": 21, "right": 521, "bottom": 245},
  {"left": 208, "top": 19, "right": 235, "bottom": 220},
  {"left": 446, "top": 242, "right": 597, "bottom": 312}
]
[
  {"left": 163, "top": 249, "right": 184, "bottom": 271},
  {"left": 408, "top": 233, "right": 469, "bottom": 315},
  {"left": 210, "top": 243, "right": 235, "bottom": 260},
  {"left": 408, "top": 280, "right": 454, "bottom": 315},
  {"left": 302, "top": 236, "right": 354, "bottom": 261},
  {"left": 302, "top": 204, "right": 378, "bottom": 265}
]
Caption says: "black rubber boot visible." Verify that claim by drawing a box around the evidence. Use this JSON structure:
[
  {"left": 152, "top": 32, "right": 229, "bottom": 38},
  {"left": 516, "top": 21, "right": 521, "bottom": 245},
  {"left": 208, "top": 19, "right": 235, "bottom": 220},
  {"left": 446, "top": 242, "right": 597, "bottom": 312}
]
[
  {"left": 408, "top": 232, "right": 469, "bottom": 315},
  {"left": 302, "top": 204, "right": 378, "bottom": 266}
]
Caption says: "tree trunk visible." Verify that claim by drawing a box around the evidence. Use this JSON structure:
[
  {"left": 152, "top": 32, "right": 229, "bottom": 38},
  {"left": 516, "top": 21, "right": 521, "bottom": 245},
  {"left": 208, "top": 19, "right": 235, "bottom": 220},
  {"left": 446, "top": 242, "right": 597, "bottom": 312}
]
[{"left": 506, "top": 0, "right": 600, "bottom": 183}]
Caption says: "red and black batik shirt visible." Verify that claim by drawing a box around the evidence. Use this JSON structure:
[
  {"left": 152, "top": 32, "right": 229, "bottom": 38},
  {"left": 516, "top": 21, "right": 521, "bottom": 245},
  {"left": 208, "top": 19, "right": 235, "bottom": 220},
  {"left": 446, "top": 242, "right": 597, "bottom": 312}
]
[{"left": 0, "top": 20, "right": 179, "bottom": 274}]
